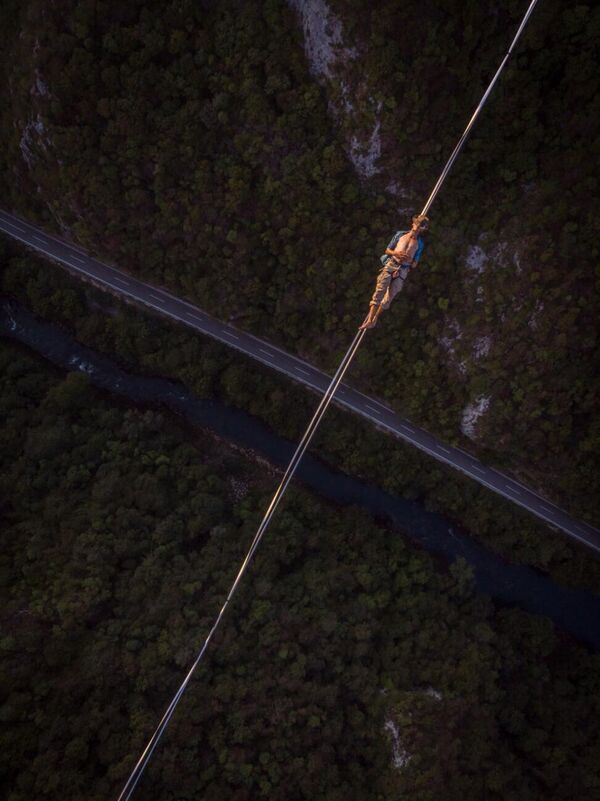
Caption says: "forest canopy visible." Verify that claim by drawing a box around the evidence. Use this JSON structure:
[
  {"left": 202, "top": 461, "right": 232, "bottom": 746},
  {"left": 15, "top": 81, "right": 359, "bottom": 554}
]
[
  {"left": 1, "top": 338, "right": 600, "bottom": 800},
  {"left": 1, "top": 1, "right": 599, "bottom": 798}
]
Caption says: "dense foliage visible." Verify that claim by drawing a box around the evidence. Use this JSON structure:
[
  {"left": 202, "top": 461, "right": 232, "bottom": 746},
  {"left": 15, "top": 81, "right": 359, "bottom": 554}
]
[
  {"left": 0, "top": 0, "right": 598, "bottom": 528},
  {"left": 1, "top": 4, "right": 599, "bottom": 795},
  {"left": 2, "top": 339, "right": 600, "bottom": 800}
]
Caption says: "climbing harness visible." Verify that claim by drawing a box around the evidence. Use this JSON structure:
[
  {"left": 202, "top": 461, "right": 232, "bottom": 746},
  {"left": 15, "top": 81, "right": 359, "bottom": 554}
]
[{"left": 116, "top": 1, "right": 541, "bottom": 798}]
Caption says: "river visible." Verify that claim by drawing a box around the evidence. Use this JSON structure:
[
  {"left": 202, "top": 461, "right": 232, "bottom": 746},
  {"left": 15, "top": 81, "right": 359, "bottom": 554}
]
[{"left": 2, "top": 298, "right": 600, "bottom": 650}]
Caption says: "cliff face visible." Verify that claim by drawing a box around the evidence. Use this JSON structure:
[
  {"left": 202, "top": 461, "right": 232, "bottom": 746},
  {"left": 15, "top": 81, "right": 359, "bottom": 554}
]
[
  {"left": 287, "top": 0, "right": 384, "bottom": 183},
  {"left": 0, "top": 0, "right": 598, "bottom": 524}
]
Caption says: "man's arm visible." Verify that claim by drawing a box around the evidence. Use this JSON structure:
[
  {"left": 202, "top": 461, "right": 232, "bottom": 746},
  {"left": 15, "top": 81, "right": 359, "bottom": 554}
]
[
  {"left": 385, "top": 247, "right": 410, "bottom": 260},
  {"left": 380, "top": 231, "right": 405, "bottom": 266}
]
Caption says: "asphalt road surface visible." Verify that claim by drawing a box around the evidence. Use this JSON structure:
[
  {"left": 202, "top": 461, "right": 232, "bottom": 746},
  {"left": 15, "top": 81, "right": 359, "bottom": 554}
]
[{"left": 1, "top": 207, "right": 599, "bottom": 554}]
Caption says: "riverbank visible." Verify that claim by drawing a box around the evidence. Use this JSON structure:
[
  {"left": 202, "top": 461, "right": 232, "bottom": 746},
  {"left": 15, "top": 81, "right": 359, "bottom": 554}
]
[{"left": 3, "top": 297, "right": 600, "bottom": 650}]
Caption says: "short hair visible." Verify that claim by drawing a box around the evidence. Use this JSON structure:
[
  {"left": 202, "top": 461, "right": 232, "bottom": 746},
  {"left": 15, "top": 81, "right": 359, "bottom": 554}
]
[{"left": 412, "top": 214, "right": 430, "bottom": 230}]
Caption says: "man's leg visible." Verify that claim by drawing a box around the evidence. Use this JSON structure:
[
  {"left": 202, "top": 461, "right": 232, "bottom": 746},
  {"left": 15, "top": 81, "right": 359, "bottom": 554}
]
[
  {"left": 380, "top": 267, "right": 409, "bottom": 310},
  {"left": 359, "top": 266, "right": 393, "bottom": 329},
  {"left": 361, "top": 267, "right": 408, "bottom": 329}
]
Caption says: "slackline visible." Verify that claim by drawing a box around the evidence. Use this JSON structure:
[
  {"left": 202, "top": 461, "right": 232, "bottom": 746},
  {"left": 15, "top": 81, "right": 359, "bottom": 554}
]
[{"left": 117, "top": 2, "right": 540, "bottom": 797}]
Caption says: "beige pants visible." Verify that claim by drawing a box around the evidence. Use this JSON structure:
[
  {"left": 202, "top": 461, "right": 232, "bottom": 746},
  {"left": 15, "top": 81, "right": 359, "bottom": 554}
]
[{"left": 370, "top": 261, "right": 410, "bottom": 308}]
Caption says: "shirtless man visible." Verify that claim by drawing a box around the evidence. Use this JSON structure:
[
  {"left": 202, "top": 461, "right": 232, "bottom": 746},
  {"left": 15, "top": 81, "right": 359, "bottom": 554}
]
[{"left": 359, "top": 214, "right": 429, "bottom": 330}]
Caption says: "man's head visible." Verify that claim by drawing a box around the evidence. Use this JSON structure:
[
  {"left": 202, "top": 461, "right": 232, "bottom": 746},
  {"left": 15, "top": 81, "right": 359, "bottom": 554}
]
[{"left": 411, "top": 214, "right": 430, "bottom": 233}]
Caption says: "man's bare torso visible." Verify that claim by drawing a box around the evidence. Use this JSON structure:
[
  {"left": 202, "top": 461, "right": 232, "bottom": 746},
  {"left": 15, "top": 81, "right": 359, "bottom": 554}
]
[{"left": 391, "top": 231, "right": 418, "bottom": 262}]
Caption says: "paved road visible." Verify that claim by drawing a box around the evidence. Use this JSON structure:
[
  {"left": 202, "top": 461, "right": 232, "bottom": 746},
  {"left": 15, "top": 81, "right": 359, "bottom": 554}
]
[{"left": 1, "top": 207, "right": 599, "bottom": 554}]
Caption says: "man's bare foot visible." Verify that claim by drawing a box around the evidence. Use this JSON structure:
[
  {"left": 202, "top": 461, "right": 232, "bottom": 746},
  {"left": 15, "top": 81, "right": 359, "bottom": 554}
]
[
  {"left": 359, "top": 308, "right": 380, "bottom": 330},
  {"left": 359, "top": 317, "right": 378, "bottom": 330}
]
